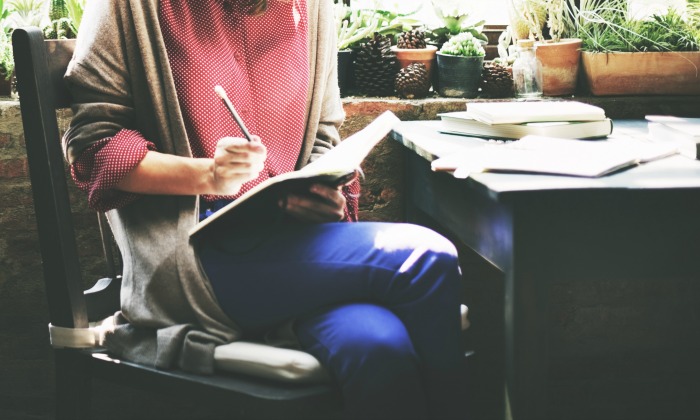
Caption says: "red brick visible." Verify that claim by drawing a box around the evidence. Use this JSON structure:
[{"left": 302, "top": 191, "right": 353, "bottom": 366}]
[{"left": 0, "top": 158, "right": 28, "bottom": 178}]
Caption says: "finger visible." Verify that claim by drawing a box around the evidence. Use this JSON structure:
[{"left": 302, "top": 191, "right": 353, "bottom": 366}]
[
  {"left": 215, "top": 145, "right": 266, "bottom": 167},
  {"left": 216, "top": 136, "right": 248, "bottom": 149},
  {"left": 218, "top": 136, "right": 266, "bottom": 155},
  {"left": 284, "top": 193, "right": 344, "bottom": 222},
  {"left": 309, "top": 184, "right": 346, "bottom": 207},
  {"left": 214, "top": 151, "right": 266, "bottom": 167},
  {"left": 215, "top": 161, "right": 265, "bottom": 179}
]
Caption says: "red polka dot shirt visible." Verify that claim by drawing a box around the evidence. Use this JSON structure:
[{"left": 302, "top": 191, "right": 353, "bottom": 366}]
[{"left": 71, "top": 0, "right": 359, "bottom": 221}]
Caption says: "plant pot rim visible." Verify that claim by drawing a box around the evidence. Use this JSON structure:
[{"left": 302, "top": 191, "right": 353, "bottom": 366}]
[
  {"left": 582, "top": 50, "right": 700, "bottom": 55},
  {"left": 535, "top": 38, "right": 582, "bottom": 46},
  {"left": 390, "top": 45, "right": 438, "bottom": 53}
]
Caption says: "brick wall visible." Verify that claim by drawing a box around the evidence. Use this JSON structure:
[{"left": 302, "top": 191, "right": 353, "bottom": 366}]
[{"left": 2, "top": 96, "right": 700, "bottom": 419}]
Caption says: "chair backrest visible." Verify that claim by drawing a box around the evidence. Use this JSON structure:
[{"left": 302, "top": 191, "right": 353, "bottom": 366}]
[{"left": 12, "top": 27, "right": 118, "bottom": 331}]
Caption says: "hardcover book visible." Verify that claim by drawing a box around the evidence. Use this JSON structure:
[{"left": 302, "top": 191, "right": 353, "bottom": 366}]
[
  {"left": 465, "top": 101, "right": 607, "bottom": 125},
  {"left": 438, "top": 111, "right": 613, "bottom": 140}
]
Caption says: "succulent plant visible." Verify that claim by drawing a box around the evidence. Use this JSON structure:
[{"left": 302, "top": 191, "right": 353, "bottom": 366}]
[
  {"left": 334, "top": 3, "right": 421, "bottom": 51},
  {"left": 42, "top": 0, "right": 84, "bottom": 39},
  {"left": 439, "top": 32, "right": 486, "bottom": 57},
  {"left": 43, "top": 16, "right": 75, "bottom": 39},
  {"left": 0, "top": 31, "right": 13, "bottom": 81},
  {"left": 49, "top": 0, "right": 69, "bottom": 21}
]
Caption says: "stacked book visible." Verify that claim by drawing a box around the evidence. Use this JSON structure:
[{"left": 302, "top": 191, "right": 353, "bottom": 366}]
[
  {"left": 438, "top": 100, "right": 613, "bottom": 140},
  {"left": 646, "top": 115, "right": 700, "bottom": 159}
]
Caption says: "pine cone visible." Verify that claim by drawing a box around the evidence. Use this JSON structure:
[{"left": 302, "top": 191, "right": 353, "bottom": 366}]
[
  {"left": 479, "top": 62, "right": 514, "bottom": 98},
  {"left": 354, "top": 33, "right": 398, "bottom": 96},
  {"left": 395, "top": 63, "right": 431, "bottom": 99},
  {"left": 397, "top": 29, "right": 427, "bottom": 49}
]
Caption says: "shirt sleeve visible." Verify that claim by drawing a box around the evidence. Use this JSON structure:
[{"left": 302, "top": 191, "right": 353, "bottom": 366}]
[
  {"left": 70, "top": 128, "right": 157, "bottom": 212},
  {"left": 342, "top": 177, "right": 360, "bottom": 222}
]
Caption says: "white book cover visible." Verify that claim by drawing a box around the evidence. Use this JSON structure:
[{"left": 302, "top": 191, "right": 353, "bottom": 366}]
[{"left": 465, "top": 101, "right": 607, "bottom": 125}]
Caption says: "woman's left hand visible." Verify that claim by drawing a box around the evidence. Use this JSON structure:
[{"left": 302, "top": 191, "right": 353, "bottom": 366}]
[{"left": 281, "top": 183, "right": 346, "bottom": 223}]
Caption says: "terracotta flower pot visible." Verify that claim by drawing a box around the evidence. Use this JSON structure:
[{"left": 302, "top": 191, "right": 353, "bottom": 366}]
[
  {"left": 390, "top": 45, "right": 438, "bottom": 86},
  {"left": 535, "top": 38, "right": 582, "bottom": 96},
  {"left": 581, "top": 51, "right": 700, "bottom": 96}
]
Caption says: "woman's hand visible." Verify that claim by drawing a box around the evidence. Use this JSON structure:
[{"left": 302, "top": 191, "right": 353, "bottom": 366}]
[
  {"left": 281, "top": 183, "right": 346, "bottom": 223},
  {"left": 210, "top": 136, "right": 267, "bottom": 195},
  {"left": 113, "top": 136, "right": 266, "bottom": 196}
]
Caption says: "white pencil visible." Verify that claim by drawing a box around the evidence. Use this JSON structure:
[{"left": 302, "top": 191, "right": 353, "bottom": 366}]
[{"left": 214, "top": 85, "right": 254, "bottom": 142}]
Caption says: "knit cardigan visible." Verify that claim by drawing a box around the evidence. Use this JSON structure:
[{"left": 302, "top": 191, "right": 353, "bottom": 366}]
[{"left": 62, "top": 0, "right": 345, "bottom": 374}]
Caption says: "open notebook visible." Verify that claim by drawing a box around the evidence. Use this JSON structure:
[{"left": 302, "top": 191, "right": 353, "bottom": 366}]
[
  {"left": 189, "top": 110, "right": 401, "bottom": 239},
  {"left": 432, "top": 135, "right": 679, "bottom": 178}
]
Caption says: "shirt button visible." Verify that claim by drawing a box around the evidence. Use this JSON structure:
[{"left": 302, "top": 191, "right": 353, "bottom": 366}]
[{"left": 234, "top": 51, "right": 243, "bottom": 61}]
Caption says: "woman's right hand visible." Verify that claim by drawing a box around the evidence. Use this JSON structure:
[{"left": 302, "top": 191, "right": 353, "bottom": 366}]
[{"left": 210, "top": 136, "right": 267, "bottom": 195}]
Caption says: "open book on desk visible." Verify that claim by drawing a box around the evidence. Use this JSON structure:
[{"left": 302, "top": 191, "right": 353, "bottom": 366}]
[
  {"left": 189, "top": 110, "right": 401, "bottom": 239},
  {"left": 432, "top": 135, "right": 679, "bottom": 179},
  {"left": 646, "top": 115, "right": 700, "bottom": 159}
]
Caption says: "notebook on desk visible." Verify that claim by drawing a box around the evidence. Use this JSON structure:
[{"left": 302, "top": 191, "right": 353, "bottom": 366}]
[
  {"left": 646, "top": 115, "right": 700, "bottom": 159},
  {"left": 431, "top": 134, "right": 679, "bottom": 178}
]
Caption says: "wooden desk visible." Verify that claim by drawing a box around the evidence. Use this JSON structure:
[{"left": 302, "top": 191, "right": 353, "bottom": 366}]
[{"left": 392, "top": 120, "right": 700, "bottom": 420}]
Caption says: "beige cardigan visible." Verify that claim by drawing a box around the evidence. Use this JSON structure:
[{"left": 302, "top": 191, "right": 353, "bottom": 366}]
[{"left": 63, "top": 0, "right": 345, "bottom": 374}]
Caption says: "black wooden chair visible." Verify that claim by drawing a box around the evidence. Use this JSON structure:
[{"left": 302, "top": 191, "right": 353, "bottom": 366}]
[{"left": 12, "top": 26, "right": 341, "bottom": 420}]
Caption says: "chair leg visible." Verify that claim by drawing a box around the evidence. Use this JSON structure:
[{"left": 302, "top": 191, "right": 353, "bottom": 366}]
[{"left": 55, "top": 350, "right": 91, "bottom": 420}]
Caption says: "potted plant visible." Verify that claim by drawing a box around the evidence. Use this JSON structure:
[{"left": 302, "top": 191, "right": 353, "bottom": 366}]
[
  {"left": 426, "top": 0, "right": 488, "bottom": 49},
  {"left": 574, "top": 1, "right": 700, "bottom": 95},
  {"left": 42, "top": 0, "right": 82, "bottom": 39},
  {"left": 0, "top": 0, "right": 13, "bottom": 96},
  {"left": 390, "top": 28, "right": 438, "bottom": 92},
  {"left": 436, "top": 31, "right": 486, "bottom": 98},
  {"left": 0, "top": 31, "right": 13, "bottom": 96},
  {"left": 5, "top": 0, "right": 46, "bottom": 28},
  {"left": 334, "top": 2, "right": 418, "bottom": 96},
  {"left": 508, "top": 0, "right": 581, "bottom": 96}
]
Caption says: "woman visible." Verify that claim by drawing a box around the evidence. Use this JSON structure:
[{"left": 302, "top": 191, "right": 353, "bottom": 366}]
[{"left": 63, "top": 0, "right": 468, "bottom": 418}]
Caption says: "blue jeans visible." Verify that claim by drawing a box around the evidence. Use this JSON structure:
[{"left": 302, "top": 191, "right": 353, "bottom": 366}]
[{"left": 198, "top": 221, "right": 467, "bottom": 419}]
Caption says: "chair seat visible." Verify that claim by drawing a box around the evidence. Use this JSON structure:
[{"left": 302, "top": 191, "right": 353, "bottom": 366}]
[
  {"left": 49, "top": 304, "right": 470, "bottom": 384},
  {"left": 48, "top": 318, "right": 328, "bottom": 383}
]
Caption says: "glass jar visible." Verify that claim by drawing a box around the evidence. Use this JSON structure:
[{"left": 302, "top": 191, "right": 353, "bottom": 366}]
[{"left": 512, "top": 39, "right": 542, "bottom": 99}]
